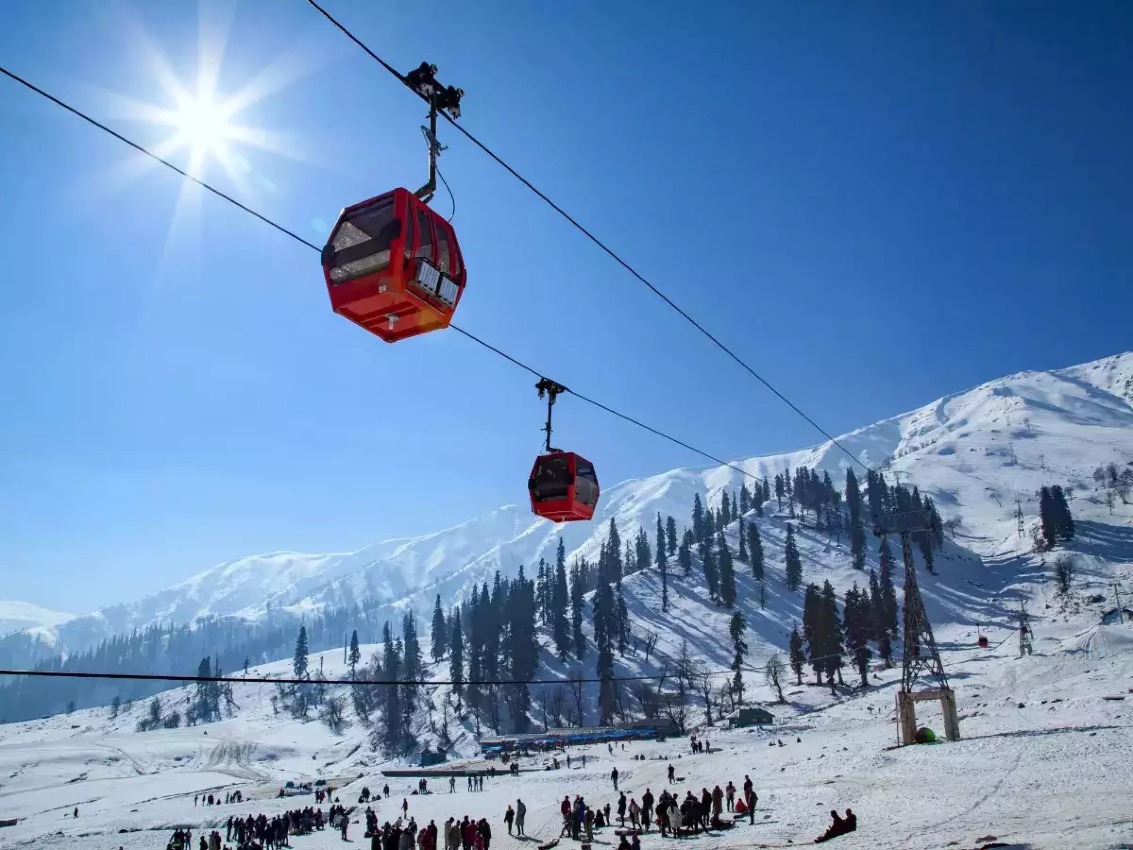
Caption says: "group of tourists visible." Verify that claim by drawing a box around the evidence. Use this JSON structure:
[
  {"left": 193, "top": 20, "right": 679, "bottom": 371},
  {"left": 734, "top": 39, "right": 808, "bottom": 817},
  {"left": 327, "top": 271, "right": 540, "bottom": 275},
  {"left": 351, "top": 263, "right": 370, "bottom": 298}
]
[{"left": 194, "top": 790, "right": 244, "bottom": 807}]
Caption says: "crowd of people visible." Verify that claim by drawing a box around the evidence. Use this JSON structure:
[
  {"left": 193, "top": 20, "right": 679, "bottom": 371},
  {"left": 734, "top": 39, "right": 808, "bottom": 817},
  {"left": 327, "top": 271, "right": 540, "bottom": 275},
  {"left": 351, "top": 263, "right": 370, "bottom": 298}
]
[
  {"left": 158, "top": 735, "right": 858, "bottom": 850},
  {"left": 165, "top": 803, "right": 352, "bottom": 850}
]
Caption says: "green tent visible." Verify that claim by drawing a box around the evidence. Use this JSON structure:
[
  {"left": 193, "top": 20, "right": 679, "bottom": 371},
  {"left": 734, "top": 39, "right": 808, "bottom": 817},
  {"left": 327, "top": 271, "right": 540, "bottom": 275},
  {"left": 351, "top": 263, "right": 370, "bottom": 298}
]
[{"left": 914, "top": 727, "right": 936, "bottom": 744}]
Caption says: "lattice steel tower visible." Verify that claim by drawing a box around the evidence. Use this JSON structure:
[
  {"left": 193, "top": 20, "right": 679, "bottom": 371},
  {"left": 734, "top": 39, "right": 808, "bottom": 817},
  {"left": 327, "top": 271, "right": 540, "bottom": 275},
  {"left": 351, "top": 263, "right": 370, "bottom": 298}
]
[{"left": 873, "top": 509, "right": 960, "bottom": 745}]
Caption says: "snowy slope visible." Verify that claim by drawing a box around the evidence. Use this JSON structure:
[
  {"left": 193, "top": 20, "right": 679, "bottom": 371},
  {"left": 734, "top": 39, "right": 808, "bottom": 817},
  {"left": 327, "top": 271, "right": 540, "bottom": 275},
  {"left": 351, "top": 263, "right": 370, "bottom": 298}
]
[
  {"left": 1, "top": 348, "right": 1132, "bottom": 846},
  {"left": 0, "top": 600, "right": 73, "bottom": 638},
  {"left": 6, "top": 350, "right": 1133, "bottom": 663},
  {"left": 3, "top": 565, "right": 1133, "bottom": 850}
]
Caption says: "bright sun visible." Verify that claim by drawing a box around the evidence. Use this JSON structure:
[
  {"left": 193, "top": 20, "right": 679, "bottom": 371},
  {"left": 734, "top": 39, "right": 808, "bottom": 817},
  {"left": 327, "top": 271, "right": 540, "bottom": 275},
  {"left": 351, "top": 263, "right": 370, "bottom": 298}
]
[
  {"left": 104, "top": 20, "right": 311, "bottom": 200},
  {"left": 171, "top": 94, "right": 235, "bottom": 167}
]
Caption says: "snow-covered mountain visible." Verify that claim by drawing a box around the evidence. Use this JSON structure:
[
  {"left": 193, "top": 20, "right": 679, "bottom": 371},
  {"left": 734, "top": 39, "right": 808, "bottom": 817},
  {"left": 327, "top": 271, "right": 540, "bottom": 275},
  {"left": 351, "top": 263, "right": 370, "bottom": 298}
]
[
  {"left": 7, "top": 350, "right": 1133, "bottom": 659},
  {"left": 0, "top": 600, "right": 73, "bottom": 638},
  {"left": 2, "top": 352, "right": 1133, "bottom": 849}
]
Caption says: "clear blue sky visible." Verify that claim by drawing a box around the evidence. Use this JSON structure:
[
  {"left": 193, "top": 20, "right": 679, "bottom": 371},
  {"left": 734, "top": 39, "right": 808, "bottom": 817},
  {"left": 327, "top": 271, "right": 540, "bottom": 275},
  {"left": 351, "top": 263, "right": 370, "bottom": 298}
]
[{"left": 2, "top": 0, "right": 1131, "bottom": 612}]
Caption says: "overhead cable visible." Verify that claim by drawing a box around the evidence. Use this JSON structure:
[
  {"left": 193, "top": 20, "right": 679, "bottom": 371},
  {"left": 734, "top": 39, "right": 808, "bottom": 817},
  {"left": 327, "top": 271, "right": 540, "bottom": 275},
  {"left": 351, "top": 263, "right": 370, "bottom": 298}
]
[
  {"left": 302, "top": 0, "right": 869, "bottom": 473},
  {"left": 0, "top": 64, "right": 771, "bottom": 488}
]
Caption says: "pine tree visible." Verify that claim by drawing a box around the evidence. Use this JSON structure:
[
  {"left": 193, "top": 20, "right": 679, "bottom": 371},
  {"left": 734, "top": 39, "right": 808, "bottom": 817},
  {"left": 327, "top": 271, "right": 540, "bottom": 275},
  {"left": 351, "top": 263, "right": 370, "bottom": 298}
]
[
  {"left": 448, "top": 609, "right": 464, "bottom": 694},
  {"left": 878, "top": 537, "right": 898, "bottom": 663},
  {"left": 349, "top": 629, "right": 361, "bottom": 675},
  {"left": 616, "top": 579, "right": 630, "bottom": 655},
  {"left": 788, "top": 627, "right": 806, "bottom": 685},
  {"left": 381, "top": 622, "right": 403, "bottom": 751},
  {"left": 802, "top": 584, "right": 823, "bottom": 684},
  {"left": 1051, "top": 485, "right": 1075, "bottom": 540},
  {"left": 196, "top": 657, "right": 216, "bottom": 722},
  {"left": 702, "top": 534, "right": 720, "bottom": 599},
  {"left": 740, "top": 484, "right": 751, "bottom": 515},
  {"left": 402, "top": 612, "right": 422, "bottom": 682},
  {"left": 868, "top": 569, "right": 883, "bottom": 638},
  {"left": 729, "top": 610, "right": 747, "bottom": 703},
  {"left": 293, "top": 626, "right": 310, "bottom": 679},
  {"left": 592, "top": 582, "right": 616, "bottom": 723},
  {"left": 678, "top": 530, "right": 693, "bottom": 576},
  {"left": 570, "top": 563, "right": 586, "bottom": 658},
  {"left": 1039, "top": 486, "right": 1055, "bottom": 547},
  {"left": 536, "top": 561, "right": 548, "bottom": 627},
  {"left": 508, "top": 565, "right": 539, "bottom": 683},
  {"left": 774, "top": 474, "right": 784, "bottom": 510},
  {"left": 748, "top": 522, "right": 764, "bottom": 580},
  {"left": 843, "top": 584, "right": 873, "bottom": 688},
  {"left": 721, "top": 491, "right": 732, "bottom": 527},
  {"left": 655, "top": 513, "right": 666, "bottom": 564},
  {"left": 635, "top": 527, "right": 652, "bottom": 574},
  {"left": 484, "top": 575, "right": 504, "bottom": 683},
  {"left": 466, "top": 586, "right": 483, "bottom": 709},
  {"left": 911, "top": 490, "right": 937, "bottom": 573},
  {"left": 846, "top": 469, "right": 866, "bottom": 570},
  {"left": 819, "top": 581, "right": 845, "bottom": 693},
  {"left": 606, "top": 519, "right": 623, "bottom": 584},
  {"left": 552, "top": 550, "right": 572, "bottom": 660},
  {"left": 666, "top": 516, "right": 678, "bottom": 556},
  {"left": 737, "top": 517, "right": 748, "bottom": 562},
  {"left": 656, "top": 514, "right": 669, "bottom": 612},
  {"left": 692, "top": 494, "right": 705, "bottom": 543},
  {"left": 717, "top": 532, "right": 737, "bottom": 607},
  {"left": 430, "top": 595, "right": 447, "bottom": 663},
  {"left": 784, "top": 523, "right": 802, "bottom": 591}
]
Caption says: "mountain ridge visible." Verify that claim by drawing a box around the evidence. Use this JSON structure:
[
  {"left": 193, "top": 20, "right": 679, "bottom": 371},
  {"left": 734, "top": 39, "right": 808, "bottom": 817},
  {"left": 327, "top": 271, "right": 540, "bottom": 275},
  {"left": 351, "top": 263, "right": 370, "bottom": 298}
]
[{"left": 5, "top": 348, "right": 1132, "bottom": 660}]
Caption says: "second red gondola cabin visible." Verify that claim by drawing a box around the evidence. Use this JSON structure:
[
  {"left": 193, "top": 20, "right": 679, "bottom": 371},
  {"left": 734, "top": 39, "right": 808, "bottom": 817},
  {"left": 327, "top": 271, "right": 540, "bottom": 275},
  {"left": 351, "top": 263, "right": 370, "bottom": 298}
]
[
  {"left": 528, "top": 451, "right": 600, "bottom": 522},
  {"left": 321, "top": 188, "right": 466, "bottom": 343}
]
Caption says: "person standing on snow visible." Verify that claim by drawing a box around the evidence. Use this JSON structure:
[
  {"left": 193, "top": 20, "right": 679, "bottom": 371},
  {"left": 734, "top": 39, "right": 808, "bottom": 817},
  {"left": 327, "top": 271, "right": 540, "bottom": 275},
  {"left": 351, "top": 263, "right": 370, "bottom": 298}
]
[
  {"left": 504, "top": 805, "right": 515, "bottom": 835},
  {"left": 515, "top": 799, "right": 526, "bottom": 836},
  {"left": 611, "top": 766, "right": 619, "bottom": 790}
]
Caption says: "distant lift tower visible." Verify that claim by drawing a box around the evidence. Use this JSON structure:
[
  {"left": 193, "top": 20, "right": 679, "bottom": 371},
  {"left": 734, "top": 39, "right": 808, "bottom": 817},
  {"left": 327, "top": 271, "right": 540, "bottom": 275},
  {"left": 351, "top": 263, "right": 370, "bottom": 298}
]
[
  {"left": 873, "top": 509, "right": 961, "bottom": 745},
  {"left": 1017, "top": 601, "right": 1034, "bottom": 657}
]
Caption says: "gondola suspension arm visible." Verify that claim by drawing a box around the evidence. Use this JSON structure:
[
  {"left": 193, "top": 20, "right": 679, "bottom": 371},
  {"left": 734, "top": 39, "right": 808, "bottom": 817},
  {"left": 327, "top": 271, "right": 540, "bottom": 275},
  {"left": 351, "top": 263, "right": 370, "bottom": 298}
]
[
  {"left": 404, "top": 62, "right": 463, "bottom": 204},
  {"left": 536, "top": 377, "right": 569, "bottom": 453}
]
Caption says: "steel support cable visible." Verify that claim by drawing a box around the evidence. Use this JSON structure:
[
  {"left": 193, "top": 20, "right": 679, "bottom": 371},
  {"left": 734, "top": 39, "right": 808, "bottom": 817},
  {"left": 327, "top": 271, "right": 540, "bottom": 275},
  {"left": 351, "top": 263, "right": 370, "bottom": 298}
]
[
  {"left": 0, "top": 63, "right": 771, "bottom": 488},
  {"left": 302, "top": 0, "right": 869, "bottom": 473},
  {"left": 0, "top": 647, "right": 893, "bottom": 688}
]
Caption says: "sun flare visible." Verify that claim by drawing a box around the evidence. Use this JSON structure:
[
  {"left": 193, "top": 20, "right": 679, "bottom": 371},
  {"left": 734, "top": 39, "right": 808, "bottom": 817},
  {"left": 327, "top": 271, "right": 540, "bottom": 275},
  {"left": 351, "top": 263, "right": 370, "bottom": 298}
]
[{"left": 170, "top": 93, "right": 236, "bottom": 170}]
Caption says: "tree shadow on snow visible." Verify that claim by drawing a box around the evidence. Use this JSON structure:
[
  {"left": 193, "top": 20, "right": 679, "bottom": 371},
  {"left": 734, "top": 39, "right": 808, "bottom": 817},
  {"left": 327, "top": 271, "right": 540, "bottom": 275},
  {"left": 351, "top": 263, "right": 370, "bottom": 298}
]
[
  {"left": 962, "top": 723, "right": 1127, "bottom": 742},
  {"left": 1067, "top": 520, "right": 1133, "bottom": 563}
]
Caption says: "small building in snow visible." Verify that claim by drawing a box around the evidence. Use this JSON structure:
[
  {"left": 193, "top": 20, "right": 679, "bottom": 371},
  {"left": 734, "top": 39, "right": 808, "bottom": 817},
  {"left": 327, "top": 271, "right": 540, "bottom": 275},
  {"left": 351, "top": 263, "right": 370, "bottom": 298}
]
[{"left": 727, "top": 706, "right": 776, "bottom": 728}]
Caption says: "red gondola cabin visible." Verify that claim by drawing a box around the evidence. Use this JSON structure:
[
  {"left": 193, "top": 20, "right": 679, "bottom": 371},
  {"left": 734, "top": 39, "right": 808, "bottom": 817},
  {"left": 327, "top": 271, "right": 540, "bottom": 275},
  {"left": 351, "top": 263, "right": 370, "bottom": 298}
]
[
  {"left": 321, "top": 188, "right": 466, "bottom": 343},
  {"left": 528, "top": 451, "right": 600, "bottom": 522}
]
